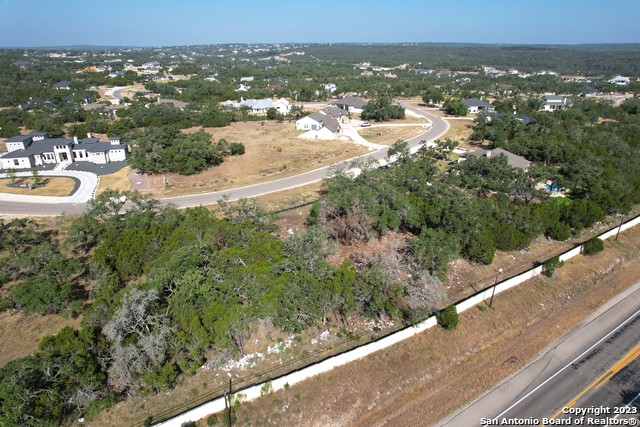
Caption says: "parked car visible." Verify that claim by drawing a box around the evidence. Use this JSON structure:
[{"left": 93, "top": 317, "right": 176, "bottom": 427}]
[{"left": 361, "top": 122, "right": 371, "bottom": 127}]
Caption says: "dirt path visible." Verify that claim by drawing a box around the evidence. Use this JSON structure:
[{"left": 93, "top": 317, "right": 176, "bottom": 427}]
[{"left": 230, "top": 226, "right": 640, "bottom": 427}]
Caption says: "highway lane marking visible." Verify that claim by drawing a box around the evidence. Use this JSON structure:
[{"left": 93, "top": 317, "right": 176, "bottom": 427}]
[
  {"left": 544, "top": 342, "right": 640, "bottom": 425},
  {"left": 607, "top": 390, "right": 640, "bottom": 426},
  {"left": 492, "top": 306, "right": 640, "bottom": 422}
]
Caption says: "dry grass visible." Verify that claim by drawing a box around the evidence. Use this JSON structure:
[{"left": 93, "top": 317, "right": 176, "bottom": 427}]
[
  {"left": 0, "top": 311, "right": 82, "bottom": 367},
  {"left": 359, "top": 126, "right": 427, "bottom": 145},
  {"left": 144, "top": 122, "right": 368, "bottom": 197},
  {"left": 442, "top": 118, "right": 477, "bottom": 148},
  {"left": 0, "top": 177, "right": 76, "bottom": 197},
  {"left": 96, "top": 166, "right": 132, "bottom": 195},
  {"left": 228, "top": 226, "right": 640, "bottom": 427}
]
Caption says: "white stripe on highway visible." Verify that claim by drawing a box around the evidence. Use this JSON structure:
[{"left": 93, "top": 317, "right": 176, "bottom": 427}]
[
  {"left": 493, "top": 306, "right": 640, "bottom": 421},
  {"left": 606, "top": 390, "right": 640, "bottom": 426}
]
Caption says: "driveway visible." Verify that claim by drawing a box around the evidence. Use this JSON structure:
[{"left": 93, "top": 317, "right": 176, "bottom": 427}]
[
  {"left": 0, "top": 105, "right": 449, "bottom": 216},
  {"left": 0, "top": 170, "right": 99, "bottom": 216}
]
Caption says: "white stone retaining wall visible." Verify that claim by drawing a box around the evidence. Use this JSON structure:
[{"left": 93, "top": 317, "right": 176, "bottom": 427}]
[{"left": 155, "top": 214, "right": 640, "bottom": 427}]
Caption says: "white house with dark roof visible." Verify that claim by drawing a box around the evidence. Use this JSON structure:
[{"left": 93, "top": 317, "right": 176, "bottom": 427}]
[
  {"left": 296, "top": 106, "right": 346, "bottom": 140},
  {"left": 53, "top": 80, "right": 71, "bottom": 90},
  {"left": 331, "top": 96, "right": 367, "bottom": 113},
  {"left": 541, "top": 95, "right": 571, "bottom": 111},
  {"left": 0, "top": 132, "right": 127, "bottom": 170},
  {"left": 221, "top": 98, "right": 291, "bottom": 115},
  {"left": 608, "top": 76, "right": 631, "bottom": 85},
  {"left": 462, "top": 98, "right": 495, "bottom": 114}
]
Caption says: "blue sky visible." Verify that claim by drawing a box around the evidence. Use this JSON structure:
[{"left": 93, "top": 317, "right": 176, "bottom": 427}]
[{"left": 0, "top": 0, "right": 638, "bottom": 47}]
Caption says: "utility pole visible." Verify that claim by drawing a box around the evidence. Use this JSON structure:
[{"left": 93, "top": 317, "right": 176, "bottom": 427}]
[
  {"left": 488, "top": 268, "right": 503, "bottom": 308},
  {"left": 227, "top": 378, "right": 233, "bottom": 427},
  {"left": 616, "top": 215, "right": 625, "bottom": 240}
]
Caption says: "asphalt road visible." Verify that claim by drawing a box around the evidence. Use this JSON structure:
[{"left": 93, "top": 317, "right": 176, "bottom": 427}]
[
  {"left": 442, "top": 283, "right": 640, "bottom": 427},
  {"left": 0, "top": 104, "right": 449, "bottom": 216}
]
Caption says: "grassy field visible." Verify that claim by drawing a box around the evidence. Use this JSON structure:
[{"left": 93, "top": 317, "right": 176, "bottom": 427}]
[
  {"left": 143, "top": 121, "right": 368, "bottom": 197},
  {"left": 0, "top": 177, "right": 76, "bottom": 197}
]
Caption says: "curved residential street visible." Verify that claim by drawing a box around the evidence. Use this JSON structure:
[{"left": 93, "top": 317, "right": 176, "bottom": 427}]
[{"left": 0, "top": 104, "right": 449, "bottom": 216}]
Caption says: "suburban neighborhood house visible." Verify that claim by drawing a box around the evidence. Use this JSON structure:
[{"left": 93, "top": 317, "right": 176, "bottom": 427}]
[
  {"left": 331, "top": 96, "right": 366, "bottom": 113},
  {"left": 466, "top": 147, "right": 531, "bottom": 170},
  {"left": 0, "top": 132, "right": 127, "bottom": 170},
  {"left": 608, "top": 75, "right": 631, "bottom": 85},
  {"left": 53, "top": 80, "right": 71, "bottom": 90},
  {"left": 462, "top": 98, "right": 496, "bottom": 114},
  {"left": 541, "top": 95, "right": 571, "bottom": 111},
  {"left": 221, "top": 97, "right": 291, "bottom": 115},
  {"left": 296, "top": 106, "right": 346, "bottom": 140}
]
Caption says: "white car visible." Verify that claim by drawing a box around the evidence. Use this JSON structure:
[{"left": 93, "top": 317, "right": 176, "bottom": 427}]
[{"left": 361, "top": 122, "right": 371, "bottom": 127}]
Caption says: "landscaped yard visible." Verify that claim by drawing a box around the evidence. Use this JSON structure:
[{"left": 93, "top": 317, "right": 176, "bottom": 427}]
[
  {"left": 0, "top": 177, "right": 76, "bottom": 197},
  {"left": 143, "top": 121, "right": 369, "bottom": 197}
]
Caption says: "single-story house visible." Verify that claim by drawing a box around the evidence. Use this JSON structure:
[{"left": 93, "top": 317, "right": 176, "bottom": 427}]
[
  {"left": 331, "top": 96, "right": 367, "bottom": 113},
  {"left": 142, "top": 61, "right": 161, "bottom": 70},
  {"left": 466, "top": 147, "right": 531, "bottom": 170},
  {"left": 296, "top": 107, "right": 346, "bottom": 140},
  {"left": 53, "top": 80, "right": 71, "bottom": 90},
  {"left": 154, "top": 98, "right": 188, "bottom": 110},
  {"left": 0, "top": 132, "right": 127, "bottom": 170},
  {"left": 608, "top": 76, "right": 631, "bottom": 85},
  {"left": 462, "top": 98, "right": 495, "bottom": 114},
  {"left": 541, "top": 95, "right": 571, "bottom": 111},
  {"left": 19, "top": 98, "right": 54, "bottom": 110},
  {"left": 65, "top": 93, "right": 93, "bottom": 105},
  {"left": 221, "top": 98, "right": 291, "bottom": 115}
]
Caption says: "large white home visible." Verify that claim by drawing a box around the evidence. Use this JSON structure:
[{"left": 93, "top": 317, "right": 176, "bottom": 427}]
[
  {"left": 296, "top": 106, "right": 346, "bottom": 140},
  {"left": 608, "top": 76, "right": 631, "bottom": 86},
  {"left": 221, "top": 98, "right": 291, "bottom": 115},
  {"left": 541, "top": 95, "right": 571, "bottom": 111},
  {"left": 0, "top": 132, "right": 127, "bottom": 170}
]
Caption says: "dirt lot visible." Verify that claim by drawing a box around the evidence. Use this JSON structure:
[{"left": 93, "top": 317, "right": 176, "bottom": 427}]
[
  {"left": 143, "top": 122, "right": 368, "bottom": 197},
  {"left": 0, "top": 311, "right": 82, "bottom": 367},
  {"left": 224, "top": 225, "right": 640, "bottom": 427},
  {"left": 0, "top": 177, "right": 76, "bottom": 197},
  {"left": 442, "top": 119, "right": 477, "bottom": 149},
  {"left": 359, "top": 126, "right": 427, "bottom": 146}
]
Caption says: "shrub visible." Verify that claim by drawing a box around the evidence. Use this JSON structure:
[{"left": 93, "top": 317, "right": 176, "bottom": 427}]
[
  {"left": 436, "top": 305, "right": 459, "bottom": 330},
  {"left": 229, "top": 142, "right": 245, "bottom": 155},
  {"left": 546, "top": 221, "right": 571, "bottom": 241},
  {"left": 583, "top": 237, "right": 604, "bottom": 255},
  {"left": 543, "top": 255, "right": 563, "bottom": 277},
  {"left": 207, "top": 415, "right": 218, "bottom": 426}
]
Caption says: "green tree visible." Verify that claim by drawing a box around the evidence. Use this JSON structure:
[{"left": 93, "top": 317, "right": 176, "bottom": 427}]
[
  {"left": 583, "top": 237, "right": 604, "bottom": 255},
  {"left": 445, "top": 99, "right": 468, "bottom": 116},
  {"left": 436, "top": 305, "right": 459, "bottom": 330}
]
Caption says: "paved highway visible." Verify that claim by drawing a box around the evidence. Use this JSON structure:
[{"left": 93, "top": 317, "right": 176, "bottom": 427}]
[
  {"left": 0, "top": 104, "right": 449, "bottom": 216},
  {"left": 442, "top": 283, "right": 640, "bottom": 427}
]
